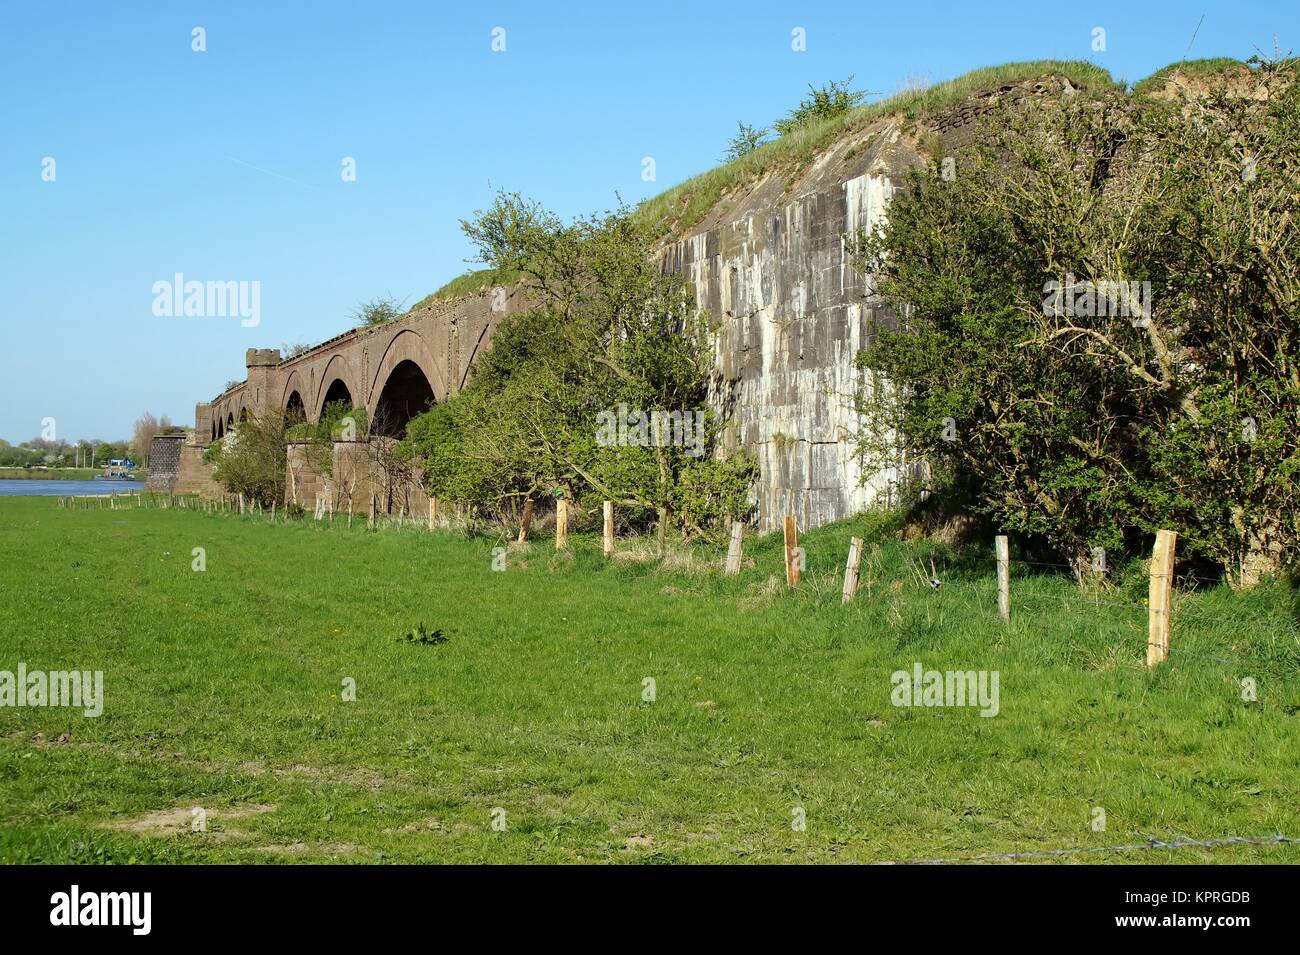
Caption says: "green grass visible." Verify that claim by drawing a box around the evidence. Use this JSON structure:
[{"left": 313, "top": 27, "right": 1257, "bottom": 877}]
[
  {"left": 1, "top": 496, "right": 1296, "bottom": 864},
  {"left": 631, "top": 60, "right": 1120, "bottom": 240},
  {"left": 411, "top": 268, "right": 520, "bottom": 311},
  {"left": 1130, "top": 58, "right": 1251, "bottom": 97}
]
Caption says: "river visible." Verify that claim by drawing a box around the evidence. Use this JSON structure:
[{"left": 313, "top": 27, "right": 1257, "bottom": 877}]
[{"left": 0, "top": 479, "right": 146, "bottom": 497}]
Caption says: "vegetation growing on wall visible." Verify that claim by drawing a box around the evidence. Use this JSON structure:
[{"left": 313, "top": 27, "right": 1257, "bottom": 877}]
[
  {"left": 852, "top": 58, "right": 1299, "bottom": 587},
  {"left": 286, "top": 401, "right": 369, "bottom": 479},
  {"left": 351, "top": 295, "right": 404, "bottom": 328}
]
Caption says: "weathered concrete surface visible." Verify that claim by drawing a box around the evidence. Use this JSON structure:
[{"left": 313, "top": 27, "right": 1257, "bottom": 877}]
[
  {"left": 662, "top": 124, "right": 924, "bottom": 531},
  {"left": 658, "top": 75, "right": 1085, "bottom": 532}
]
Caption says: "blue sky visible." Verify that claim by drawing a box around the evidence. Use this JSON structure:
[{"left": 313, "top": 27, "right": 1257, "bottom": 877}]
[{"left": 1, "top": 0, "right": 1296, "bottom": 442}]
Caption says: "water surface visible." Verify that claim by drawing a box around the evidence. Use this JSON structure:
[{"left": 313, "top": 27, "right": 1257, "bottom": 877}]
[{"left": 0, "top": 479, "right": 146, "bottom": 497}]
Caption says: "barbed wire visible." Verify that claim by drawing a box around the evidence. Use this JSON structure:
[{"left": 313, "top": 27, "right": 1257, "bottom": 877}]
[{"left": 873, "top": 832, "right": 1300, "bottom": 865}]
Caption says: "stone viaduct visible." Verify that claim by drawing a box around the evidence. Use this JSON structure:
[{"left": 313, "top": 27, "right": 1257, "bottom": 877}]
[
  {"left": 197, "top": 290, "right": 518, "bottom": 442},
  {"left": 156, "top": 289, "right": 521, "bottom": 509}
]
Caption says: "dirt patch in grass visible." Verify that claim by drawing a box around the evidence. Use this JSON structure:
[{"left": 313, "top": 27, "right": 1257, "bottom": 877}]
[
  {"left": 233, "top": 759, "right": 393, "bottom": 792},
  {"left": 253, "top": 842, "right": 363, "bottom": 858},
  {"left": 104, "top": 803, "right": 276, "bottom": 839},
  {"left": 26, "top": 732, "right": 72, "bottom": 747}
]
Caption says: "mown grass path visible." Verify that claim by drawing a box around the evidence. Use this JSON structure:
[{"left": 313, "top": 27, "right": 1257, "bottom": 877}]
[{"left": 1, "top": 498, "right": 1296, "bottom": 863}]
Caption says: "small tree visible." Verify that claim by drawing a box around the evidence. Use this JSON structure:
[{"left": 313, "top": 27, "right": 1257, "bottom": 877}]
[
  {"left": 723, "top": 121, "right": 769, "bottom": 162},
  {"left": 773, "top": 77, "right": 866, "bottom": 136},
  {"left": 205, "top": 410, "right": 290, "bottom": 506},
  {"left": 351, "top": 296, "right": 403, "bottom": 328},
  {"left": 131, "top": 412, "right": 171, "bottom": 465}
]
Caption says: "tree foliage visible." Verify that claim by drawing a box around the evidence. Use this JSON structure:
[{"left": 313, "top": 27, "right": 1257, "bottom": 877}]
[
  {"left": 404, "top": 192, "right": 755, "bottom": 539},
  {"left": 724, "top": 121, "right": 769, "bottom": 161},
  {"left": 204, "top": 410, "right": 290, "bottom": 506},
  {"left": 773, "top": 77, "right": 866, "bottom": 136},
  {"left": 351, "top": 295, "right": 403, "bottom": 328},
  {"left": 853, "top": 59, "right": 1299, "bottom": 585}
]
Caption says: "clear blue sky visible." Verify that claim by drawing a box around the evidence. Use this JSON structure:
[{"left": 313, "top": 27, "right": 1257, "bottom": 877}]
[{"left": 2, "top": 0, "right": 1296, "bottom": 443}]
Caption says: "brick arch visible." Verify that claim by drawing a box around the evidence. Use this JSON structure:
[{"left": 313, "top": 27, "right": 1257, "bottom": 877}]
[
  {"left": 281, "top": 370, "right": 308, "bottom": 416},
  {"left": 368, "top": 328, "right": 446, "bottom": 412},
  {"left": 313, "top": 354, "right": 359, "bottom": 420}
]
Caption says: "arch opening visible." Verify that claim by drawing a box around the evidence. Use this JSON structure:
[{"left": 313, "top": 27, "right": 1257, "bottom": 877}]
[
  {"left": 285, "top": 390, "right": 306, "bottom": 423},
  {"left": 373, "top": 360, "right": 434, "bottom": 438},
  {"left": 321, "top": 378, "right": 353, "bottom": 412}
]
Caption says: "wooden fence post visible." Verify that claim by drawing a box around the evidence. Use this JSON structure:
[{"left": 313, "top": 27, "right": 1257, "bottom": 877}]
[
  {"left": 783, "top": 515, "right": 800, "bottom": 588},
  {"left": 724, "top": 521, "right": 744, "bottom": 575},
  {"left": 996, "top": 535, "right": 1010, "bottom": 622},
  {"left": 1147, "top": 529, "right": 1177, "bottom": 668},
  {"left": 555, "top": 498, "right": 569, "bottom": 550},
  {"left": 428, "top": 496, "right": 437, "bottom": 531},
  {"left": 842, "top": 536, "right": 863, "bottom": 604},
  {"left": 238, "top": 493, "right": 245, "bottom": 515},
  {"left": 517, "top": 499, "right": 535, "bottom": 544},
  {"left": 603, "top": 501, "right": 614, "bottom": 557},
  {"left": 270, "top": 501, "right": 276, "bottom": 522}
]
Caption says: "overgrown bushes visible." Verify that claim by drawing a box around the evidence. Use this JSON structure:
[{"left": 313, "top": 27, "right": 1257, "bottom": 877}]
[
  {"left": 853, "top": 58, "right": 1299, "bottom": 586},
  {"left": 402, "top": 192, "right": 756, "bottom": 541},
  {"left": 204, "top": 410, "right": 290, "bottom": 506}
]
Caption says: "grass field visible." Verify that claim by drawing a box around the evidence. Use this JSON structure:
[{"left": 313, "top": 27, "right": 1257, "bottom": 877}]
[{"left": 1, "top": 496, "right": 1297, "bottom": 864}]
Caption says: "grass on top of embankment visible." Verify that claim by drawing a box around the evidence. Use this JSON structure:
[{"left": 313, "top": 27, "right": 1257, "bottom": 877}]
[
  {"left": 0, "top": 496, "right": 1296, "bottom": 864},
  {"left": 417, "top": 61, "right": 1120, "bottom": 307}
]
